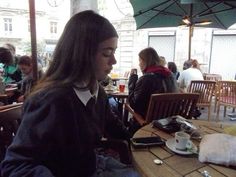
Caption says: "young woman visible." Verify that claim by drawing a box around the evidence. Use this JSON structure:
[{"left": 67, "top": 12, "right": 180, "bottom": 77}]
[
  {"left": 1, "top": 10, "right": 139, "bottom": 177},
  {"left": 128, "top": 47, "right": 178, "bottom": 133}
]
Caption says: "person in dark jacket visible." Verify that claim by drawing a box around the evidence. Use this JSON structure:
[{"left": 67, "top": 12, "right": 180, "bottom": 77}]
[
  {"left": 1, "top": 10, "right": 139, "bottom": 177},
  {"left": 128, "top": 47, "right": 178, "bottom": 132}
]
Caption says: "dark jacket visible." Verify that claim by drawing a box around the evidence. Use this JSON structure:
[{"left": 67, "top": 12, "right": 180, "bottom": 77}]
[
  {"left": 128, "top": 66, "right": 178, "bottom": 118},
  {"left": 1, "top": 86, "right": 130, "bottom": 177}
]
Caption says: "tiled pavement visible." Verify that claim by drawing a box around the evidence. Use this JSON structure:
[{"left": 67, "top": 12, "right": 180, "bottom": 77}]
[{"left": 197, "top": 98, "right": 236, "bottom": 125}]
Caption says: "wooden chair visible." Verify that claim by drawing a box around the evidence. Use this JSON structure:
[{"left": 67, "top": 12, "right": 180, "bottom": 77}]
[
  {"left": 0, "top": 103, "right": 23, "bottom": 111},
  {"left": 188, "top": 80, "right": 216, "bottom": 121},
  {"left": 203, "top": 73, "right": 222, "bottom": 82},
  {"left": 125, "top": 93, "right": 200, "bottom": 126},
  {"left": 0, "top": 105, "right": 22, "bottom": 161},
  {"left": 216, "top": 80, "right": 236, "bottom": 121},
  {"left": 0, "top": 94, "right": 8, "bottom": 105}
]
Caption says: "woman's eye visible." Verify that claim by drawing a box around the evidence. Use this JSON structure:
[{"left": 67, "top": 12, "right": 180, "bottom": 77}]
[{"left": 102, "top": 50, "right": 115, "bottom": 57}]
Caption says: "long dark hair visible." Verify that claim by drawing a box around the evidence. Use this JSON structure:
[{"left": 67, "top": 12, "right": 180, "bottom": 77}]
[
  {"left": 0, "top": 47, "right": 13, "bottom": 65},
  {"left": 32, "top": 10, "right": 116, "bottom": 95},
  {"left": 167, "top": 62, "right": 177, "bottom": 73}
]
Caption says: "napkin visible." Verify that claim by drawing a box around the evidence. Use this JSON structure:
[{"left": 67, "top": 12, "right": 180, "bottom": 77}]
[{"left": 199, "top": 133, "right": 236, "bottom": 166}]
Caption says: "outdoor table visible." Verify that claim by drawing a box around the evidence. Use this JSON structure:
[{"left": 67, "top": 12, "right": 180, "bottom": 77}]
[{"left": 132, "top": 120, "right": 236, "bottom": 177}]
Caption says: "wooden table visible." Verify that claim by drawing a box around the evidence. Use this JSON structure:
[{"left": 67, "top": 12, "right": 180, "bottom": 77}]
[{"left": 132, "top": 120, "right": 236, "bottom": 177}]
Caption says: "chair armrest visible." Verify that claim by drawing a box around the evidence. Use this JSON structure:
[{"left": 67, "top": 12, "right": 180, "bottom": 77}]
[
  {"left": 98, "top": 139, "right": 132, "bottom": 164},
  {"left": 124, "top": 103, "right": 147, "bottom": 126},
  {"left": 0, "top": 103, "right": 23, "bottom": 111}
]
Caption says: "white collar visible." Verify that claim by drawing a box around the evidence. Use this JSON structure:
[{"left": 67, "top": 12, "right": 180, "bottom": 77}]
[{"left": 73, "top": 82, "right": 99, "bottom": 106}]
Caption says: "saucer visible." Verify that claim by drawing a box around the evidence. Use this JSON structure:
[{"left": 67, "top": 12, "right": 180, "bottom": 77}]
[{"left": 165, "top": 138, "right": 197, "bottom": 155}]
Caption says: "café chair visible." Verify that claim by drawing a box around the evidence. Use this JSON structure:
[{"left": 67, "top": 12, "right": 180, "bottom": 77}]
[
  {"left": 125, "top": 93, "right": 200, "bottom": 126},
  {"left": 188, "top": 80, "right": 216, "bottom": 121},
  {"left": 216, "top": 80, "right": 236, "bottom": 121},
  {"left": 0, "top": 102, "right": 23, "bottom": 111},
  {"left": 0, "top": 104, "right": 22, "bottom": 161},
  {"left": 0, "top": 94, "right": 8, "bottom": 105},
  {"left": 203, "top": 73, "right": 222, "bottom": 82}
]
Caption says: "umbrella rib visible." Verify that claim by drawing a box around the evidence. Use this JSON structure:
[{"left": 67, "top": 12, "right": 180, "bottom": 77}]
[
  {"left": 175, "top": 1, "right": 188, "bottom": 15},
  {"left": 192, "top": 2, "right": 236, "bottom": 29},
  {"left": 138, "top": 0, "right": 181, "bottom": 29},
  {"left": 192, "top": 2, "right": 221, "bottom": 18},
  {"left": 224, "top": 2, "right": 236, "bottom": 9},
  {"left": 134, "top": 0, "right": 170, "bottom": 17},
  {"left": 200, "top": 7, "right": 235, "bottom": 17},
  {"left": 202, "top": 3, "right": 227, "bottom": 29},
  {"left": 194, "top": 2, "right": 236, "bottom": 18},
  {"left": 152, "top": 9, "right": 182, "bottom": 17}
]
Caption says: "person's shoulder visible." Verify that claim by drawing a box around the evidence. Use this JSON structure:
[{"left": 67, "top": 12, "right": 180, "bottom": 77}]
[
  {"left": 27, "top": 87, "right": 73, "bottom": 105},
  {"left": 139, "top": 73, "right": 164, "bottom": 83}
]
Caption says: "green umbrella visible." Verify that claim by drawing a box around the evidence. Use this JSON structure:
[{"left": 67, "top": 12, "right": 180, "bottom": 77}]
[{"left": 130, "top": 0, "right": 236, "bottom": 59}]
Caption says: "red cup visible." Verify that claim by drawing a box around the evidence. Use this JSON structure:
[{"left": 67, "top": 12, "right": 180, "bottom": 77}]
[{"left": 119, "top": 84, "right": 125, "bottom": 92}]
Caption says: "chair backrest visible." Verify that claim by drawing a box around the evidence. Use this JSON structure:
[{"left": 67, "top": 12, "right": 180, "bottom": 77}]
[
  {"left": 0, "top": 94, "right": 8, "bottom": 105},
  {"left": 145, "top": 93, "right": 199, "bottom": 123},
  {"left": 217, "top": 80, "right": 236, "bottom": 105},
  {"left": 203, "top": 73, "right": 222, "bottom": 82},
  {"left": 188, "top": 80, "right": 216, "bottom": 106},
  {"left": 0, "top": 105, "right": 22, "bottom": 161}
]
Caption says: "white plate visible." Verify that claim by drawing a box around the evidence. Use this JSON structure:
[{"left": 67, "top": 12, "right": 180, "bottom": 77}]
[{"left": 165, "top": 138, "right": 197, "bottom": 155}]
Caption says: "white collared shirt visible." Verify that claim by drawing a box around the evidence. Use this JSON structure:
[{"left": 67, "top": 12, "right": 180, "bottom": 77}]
[{"left": 73, "top": 82, "right": 99, "bottom": 106}]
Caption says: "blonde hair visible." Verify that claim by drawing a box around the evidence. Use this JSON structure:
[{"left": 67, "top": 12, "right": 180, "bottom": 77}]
[
  {"left": 159, "top": 56, "right": 166, "bottom": 66},
  {"left": 191, "top": 59, "right": 200, "bottom": 70}
]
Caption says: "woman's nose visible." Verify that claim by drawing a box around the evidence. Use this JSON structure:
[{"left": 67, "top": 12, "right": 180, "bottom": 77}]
[{"left": 110, "top": 55, "right": 117, "bottom": 65}]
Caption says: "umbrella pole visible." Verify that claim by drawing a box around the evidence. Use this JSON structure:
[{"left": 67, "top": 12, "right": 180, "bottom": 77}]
[
  {"left": 188, "top": 3, "right": 193, "bottom": 61},
  {"left": 29, "top": 0, "right": 38, "bottom": 81},
  {"left": 188, "top": 25, "right": 193, "bottom": 60}
]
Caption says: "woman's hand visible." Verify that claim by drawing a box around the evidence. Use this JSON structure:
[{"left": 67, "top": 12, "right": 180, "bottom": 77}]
[{"left": 130, "top": 68, "right": 137, "bottom": 75}]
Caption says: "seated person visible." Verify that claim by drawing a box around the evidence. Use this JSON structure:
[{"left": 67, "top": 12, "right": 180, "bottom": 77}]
[
  {"left": 128, "top": 47, "right": 178, "bottom": 133},
  {"left": 0, "top": 47, "right": 21, "bottom": 84},
  {"left": 17, "top": 55, "right": 43, "bottom": 102},
  {"left": 1, "top": 10, "right": 139, "bottom": 177},
  {"left": 167, "top": 61, "right": 180, "bottom": 80},
  {"left": 178, "top": 59, "right": 204, "bottom": 118},
  {"left": 178, "top": 59, "right": 203, "bottom": 92}
]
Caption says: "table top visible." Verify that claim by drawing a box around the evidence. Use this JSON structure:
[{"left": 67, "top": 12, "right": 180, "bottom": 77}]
[
  {"left": 110, "top": 77, "right": 128, "bottom": 81},
  {"left": 132, "top": 120, "right": 236, "bottom": 177},
  {"left": 107, "top": 91, "right": 128, "bottom": 98}
]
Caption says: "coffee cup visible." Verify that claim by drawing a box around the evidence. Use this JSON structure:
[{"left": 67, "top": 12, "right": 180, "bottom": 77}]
[{"left": 174, "top": 131, "right": 192, "bottom": 151}]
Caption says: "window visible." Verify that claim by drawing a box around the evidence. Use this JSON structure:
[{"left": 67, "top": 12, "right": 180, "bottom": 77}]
[
  {"left": 50, "top": 21, "right": 57, "bottom": 34},
  {"left": 4, "top": 18, "right": 12, "bottom": 32}
]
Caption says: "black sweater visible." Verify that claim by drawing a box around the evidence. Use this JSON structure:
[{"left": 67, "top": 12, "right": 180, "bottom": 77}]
[{"left": 1, "top": 86, "right": 130, "bottom": 177}]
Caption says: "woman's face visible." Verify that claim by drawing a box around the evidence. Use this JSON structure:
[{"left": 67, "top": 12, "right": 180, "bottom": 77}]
[
  {"left": 95, "top": 37, "right": 117, "bottom": 81},
  {"left": 139, "top": 57, "right": 146, "bottom": 72}
]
